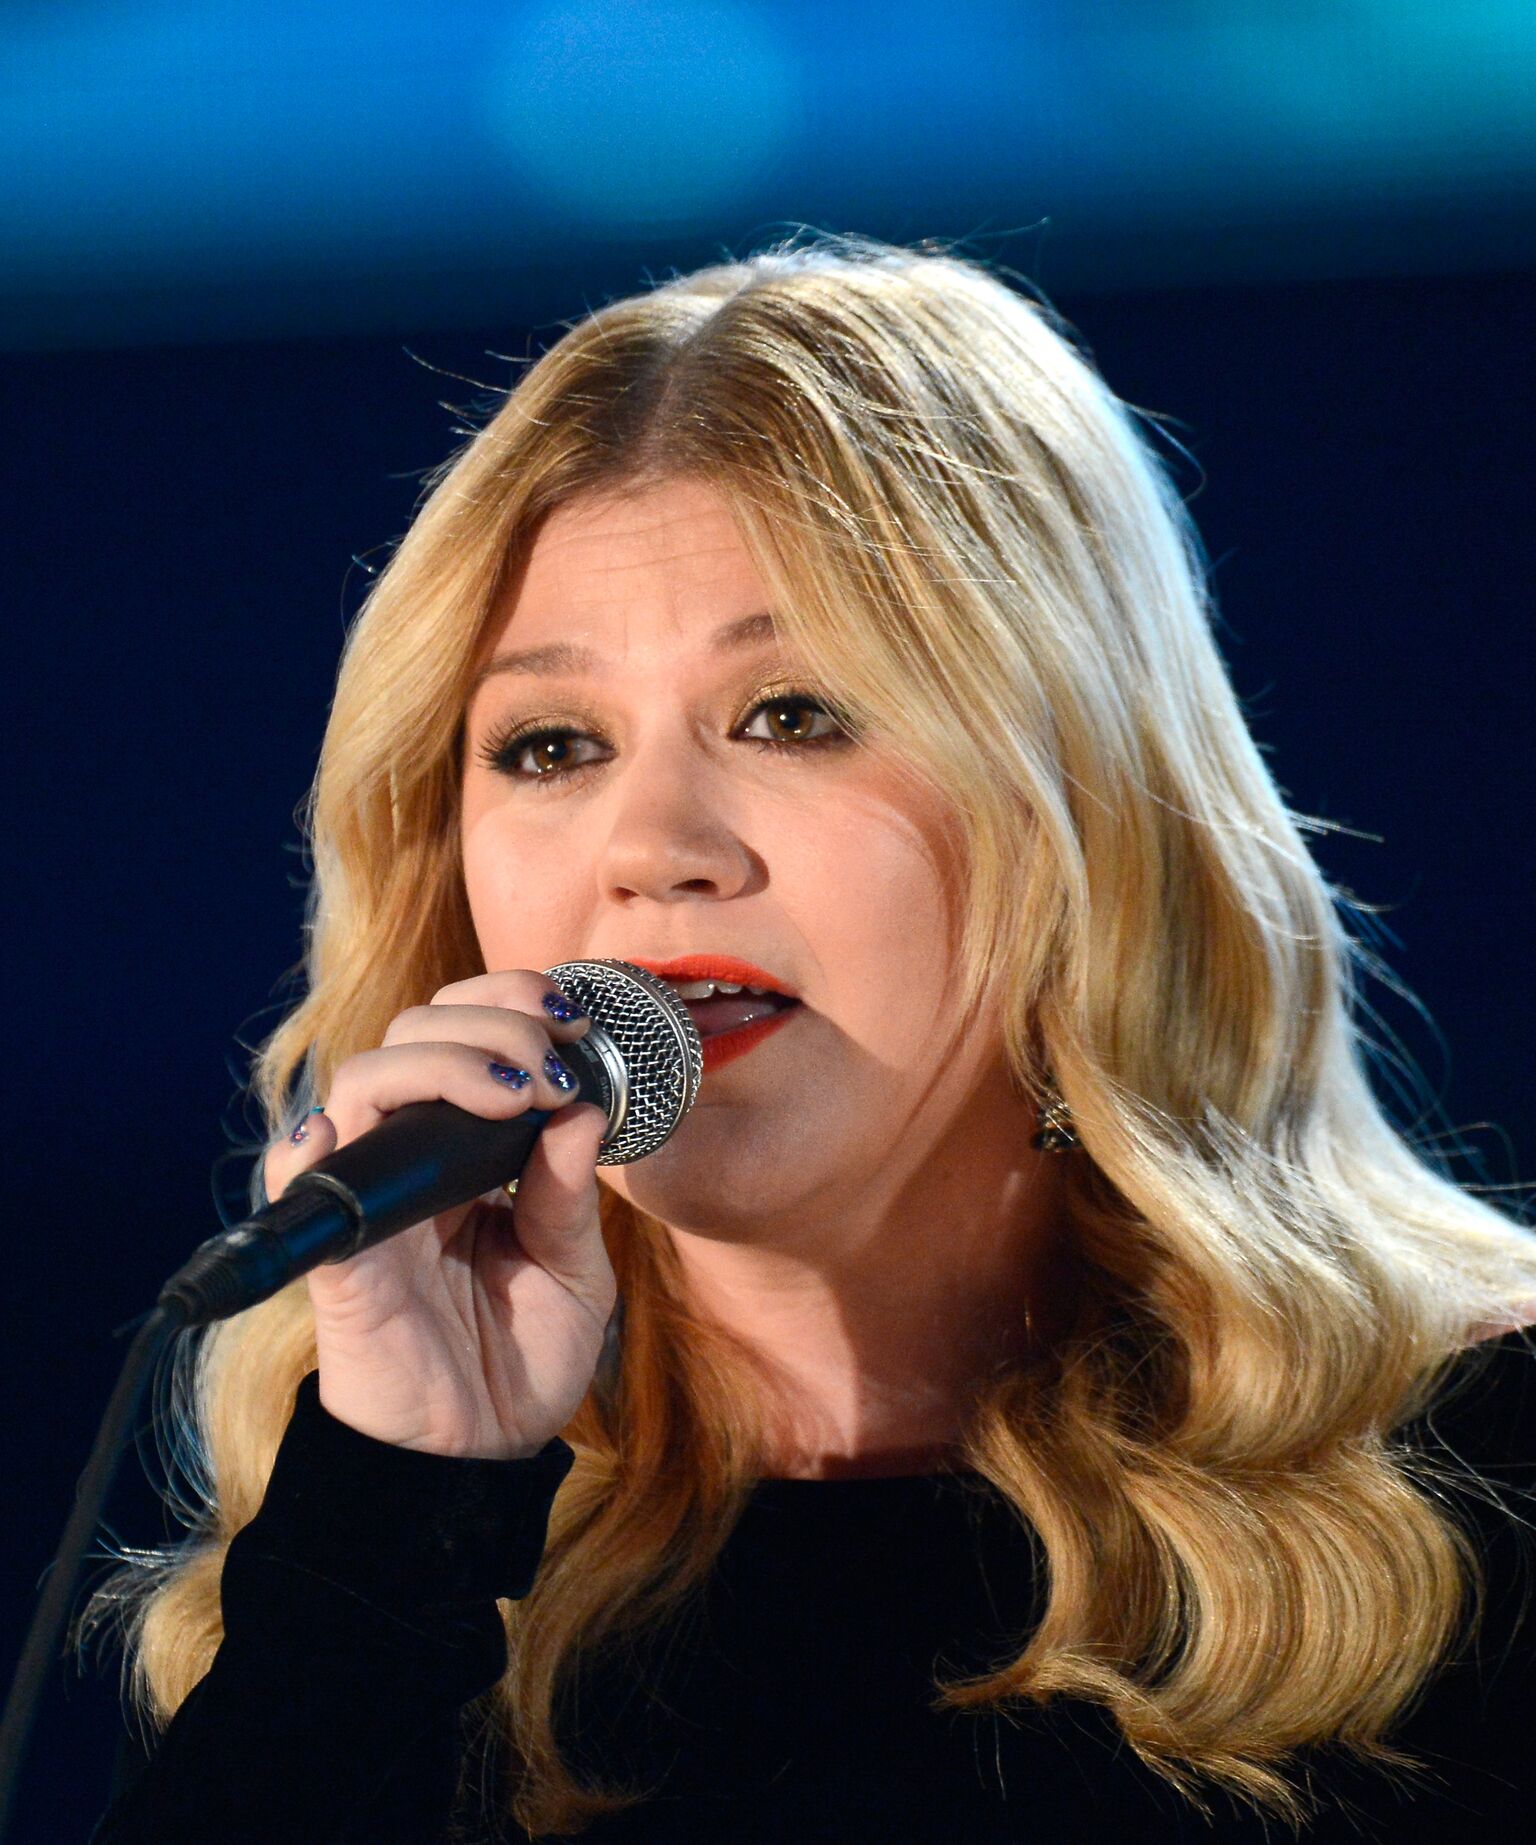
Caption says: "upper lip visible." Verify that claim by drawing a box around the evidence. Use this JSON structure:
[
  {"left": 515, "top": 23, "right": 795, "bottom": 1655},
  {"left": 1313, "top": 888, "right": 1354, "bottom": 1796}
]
[{"left": 623, "top": 955, "right": 799, "bottom": 999}]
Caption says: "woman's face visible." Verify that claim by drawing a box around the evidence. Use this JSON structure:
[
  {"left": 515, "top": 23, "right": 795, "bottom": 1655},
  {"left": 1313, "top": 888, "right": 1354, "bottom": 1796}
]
[{"left": 460, "top": 477, "right": 1013, "bottom": 1243}]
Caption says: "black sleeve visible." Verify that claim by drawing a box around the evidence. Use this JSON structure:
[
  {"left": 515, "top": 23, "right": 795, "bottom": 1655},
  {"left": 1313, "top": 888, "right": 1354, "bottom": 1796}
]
[
  {"left": 92, "top": 1372, "right": 575, "bottom": 1845},
  {"left": 1278, "top": 1328, "right": 1536, "bottom": 1839},
  {"left": 1373, "top": 1327, "right": 1536, "bottom": 1826}
]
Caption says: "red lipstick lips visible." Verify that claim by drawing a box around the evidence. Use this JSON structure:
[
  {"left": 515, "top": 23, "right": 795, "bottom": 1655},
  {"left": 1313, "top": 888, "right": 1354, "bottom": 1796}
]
[{"left": 626, "top": 954, "right": 796, "bottom": 996}]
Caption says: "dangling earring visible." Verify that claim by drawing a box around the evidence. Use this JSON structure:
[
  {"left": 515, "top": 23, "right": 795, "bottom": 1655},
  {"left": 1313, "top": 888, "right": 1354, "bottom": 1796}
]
[{"left": 1030, "top": 1074, "right": 1078, "bottom": 1153}]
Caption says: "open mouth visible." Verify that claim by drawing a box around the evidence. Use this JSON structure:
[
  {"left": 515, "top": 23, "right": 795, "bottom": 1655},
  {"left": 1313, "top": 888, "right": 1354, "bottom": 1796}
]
[
  {"left": 662, "top": 985, "right": 804, "bottom": 1075},
  {"left": 689, "top": 997, "right": 802, "bottom": 1075},
  {"left": 681, "top": 990, "right": 801, "bottom": 1040},
  {"left": 624, "top": 960, "right": 804, "bottom": 1071}
]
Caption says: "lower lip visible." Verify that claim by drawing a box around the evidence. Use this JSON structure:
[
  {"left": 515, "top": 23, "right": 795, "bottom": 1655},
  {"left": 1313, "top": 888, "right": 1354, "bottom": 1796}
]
[{"left": 698, "top": 1004, "right": 801, "bottom": 1075}]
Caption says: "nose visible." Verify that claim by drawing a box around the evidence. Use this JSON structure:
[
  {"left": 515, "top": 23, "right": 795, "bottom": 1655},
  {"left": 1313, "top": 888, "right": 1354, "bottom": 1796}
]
[{"left": 596, "top": 755, "right": 762, "bottom": 905}]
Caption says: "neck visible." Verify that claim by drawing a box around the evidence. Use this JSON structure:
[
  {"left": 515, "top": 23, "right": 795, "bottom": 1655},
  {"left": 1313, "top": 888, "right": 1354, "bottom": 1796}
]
[{"left": 664, "top": 1058, "right": 1076, "bottom": 1479}]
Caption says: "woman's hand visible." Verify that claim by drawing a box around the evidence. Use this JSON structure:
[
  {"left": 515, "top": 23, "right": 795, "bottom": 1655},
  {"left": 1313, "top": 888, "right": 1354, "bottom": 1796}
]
[{"left": 261, "top": 970, "right": 615, "bottom": 1460}]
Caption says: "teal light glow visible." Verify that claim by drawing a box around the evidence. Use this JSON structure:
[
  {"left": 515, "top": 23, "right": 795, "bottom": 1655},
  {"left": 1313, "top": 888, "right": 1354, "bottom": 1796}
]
[
  {"left": 486, "top": 0, "right": 800, "bottom": 227},
  {"left": 3, "top": 0, "right": 1533, "bottom": 348}
]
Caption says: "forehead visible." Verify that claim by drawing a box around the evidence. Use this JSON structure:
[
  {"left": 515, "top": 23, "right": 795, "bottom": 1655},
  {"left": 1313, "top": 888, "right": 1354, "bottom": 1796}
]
[{"left": 493, "top": 480, "right": 768, "bottom": 645}]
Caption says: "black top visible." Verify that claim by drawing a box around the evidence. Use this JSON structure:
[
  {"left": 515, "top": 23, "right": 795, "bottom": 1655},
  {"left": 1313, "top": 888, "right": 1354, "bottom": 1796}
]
[{"left": 94, "top": 1330, "right": 1536, "bottom": 1843}]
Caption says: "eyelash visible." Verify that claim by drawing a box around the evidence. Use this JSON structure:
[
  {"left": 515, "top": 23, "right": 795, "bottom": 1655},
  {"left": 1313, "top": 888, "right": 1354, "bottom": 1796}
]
[{"left": 476, "top": 689, "right": 855, "bottom": 786}]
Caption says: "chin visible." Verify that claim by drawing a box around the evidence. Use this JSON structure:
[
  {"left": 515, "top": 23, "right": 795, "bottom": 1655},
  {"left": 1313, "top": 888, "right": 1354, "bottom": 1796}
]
[
  {"left": 600, "top": 1132, "right": 821, "bottom": 1237},
  {"left": 598, "top": 1064, "right": 865, "bottom": 1223}
]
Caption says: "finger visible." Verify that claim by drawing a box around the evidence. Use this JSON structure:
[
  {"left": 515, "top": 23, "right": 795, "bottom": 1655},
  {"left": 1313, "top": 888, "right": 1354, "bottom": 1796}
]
[
  {"left": 382, "top": 1002, "right": 590, "bottom": 1060},
  {"left": 426, "top": 970, "right": 594, "bottom": 1038},
  {"left": 262, "top": 1108, "right": 339, "bottom": 1203},
  {"left": 324, "top": 1039, "right": 583, "bottom": 1148},
  {"left": 508, "top": 1102, "right": 611, "bottom": 1290}
]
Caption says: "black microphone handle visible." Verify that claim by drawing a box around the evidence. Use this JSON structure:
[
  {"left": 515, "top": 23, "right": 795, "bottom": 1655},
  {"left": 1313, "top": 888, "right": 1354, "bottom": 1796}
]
[{"left": 160, "top": 1041, "right": 608, "bottom": 1327}]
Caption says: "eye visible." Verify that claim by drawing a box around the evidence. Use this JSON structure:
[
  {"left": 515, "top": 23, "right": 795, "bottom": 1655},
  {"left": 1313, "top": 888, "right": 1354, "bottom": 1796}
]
[
  {"left": 481, "top": 725, "right": 606, "bottom": 781},
  {"left": 475, "top": 688, "right": 854, "bottom": 786},
  {"left": 739, "top": 691, "right": 847, "bottom": 748}
]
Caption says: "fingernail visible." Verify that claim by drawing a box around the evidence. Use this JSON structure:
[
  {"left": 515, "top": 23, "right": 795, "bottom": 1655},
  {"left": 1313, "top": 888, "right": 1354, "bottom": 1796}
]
[
  {"left": 489, "top": 1061, "right": 532, "bottom": 1088},
  {"left": 289, "top": 1122, "right": 310, "bottom": 1145},
  {"left": 542, "top": 991, "right": 587, "bottom": 1023},
  {"left": 543, "top": 1050, "right": 577, "bottom": 1093}
]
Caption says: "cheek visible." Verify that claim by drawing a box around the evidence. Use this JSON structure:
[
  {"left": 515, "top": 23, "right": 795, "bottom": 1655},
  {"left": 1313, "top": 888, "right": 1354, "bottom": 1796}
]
[
  {"left": 791, "top": 795, "right": 965, "bottom": 1063},
  {"left": 460, "top": 805, "right": 573, "bottom": 970}
]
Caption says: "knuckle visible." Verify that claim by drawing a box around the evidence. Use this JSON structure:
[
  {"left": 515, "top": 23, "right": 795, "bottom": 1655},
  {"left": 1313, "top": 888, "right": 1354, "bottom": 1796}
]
[
  {"left": 325, "top": 1047, "right": 401, "bottom": 1121},
  {"left": 413, "top": 1041, "right": 493, "bottom": 1092},
  {"left": 382, "top": 1004, "right": 431, "bottom": 1044},
  {"left": 454, "top": 968, "right": 550, "bottom": 1007},
  {"left": 431, "top": 970, "right": 526, "bottom": 1006},
  {"left": 324, "top": 1055, "right": 364, "bottom": 1106}
]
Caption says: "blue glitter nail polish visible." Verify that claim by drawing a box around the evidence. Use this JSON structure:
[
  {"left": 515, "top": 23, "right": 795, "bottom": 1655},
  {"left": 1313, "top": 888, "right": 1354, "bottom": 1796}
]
[
  {"left": 542, "top": 992, "right": 587, "bottom": 1023},
  {"left": 289, "top": 1122, "right": 309, "bottom": 1144},
  {"left": 489, "top": 1061, "right": 532, "bottom": 1088},
  {"left": 544, "top": 1050, "right": 577, "bottom": 1092}
]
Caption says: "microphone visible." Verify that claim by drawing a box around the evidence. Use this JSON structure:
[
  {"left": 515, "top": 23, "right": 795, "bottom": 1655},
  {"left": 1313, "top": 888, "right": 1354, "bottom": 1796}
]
[{"left": 158, "top": 959, "right": 704, "bottom": 1328}]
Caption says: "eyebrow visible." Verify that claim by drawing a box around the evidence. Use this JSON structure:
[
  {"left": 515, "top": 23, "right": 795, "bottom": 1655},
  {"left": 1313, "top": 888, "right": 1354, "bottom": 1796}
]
[{"left": 469, "top": 610, "right": 781, "bottom": 693}]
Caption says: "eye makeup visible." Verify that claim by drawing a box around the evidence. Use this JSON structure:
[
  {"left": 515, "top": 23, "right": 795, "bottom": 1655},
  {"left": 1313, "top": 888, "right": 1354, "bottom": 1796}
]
[{"left": 473, "top": 685, "right": 858, "bottom": 787}]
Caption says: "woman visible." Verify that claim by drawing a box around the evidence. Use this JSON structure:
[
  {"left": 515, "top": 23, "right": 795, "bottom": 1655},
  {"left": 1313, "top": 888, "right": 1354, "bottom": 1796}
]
[{"left": 91, "top": 235, "right": 1536, "bottom": 1842}]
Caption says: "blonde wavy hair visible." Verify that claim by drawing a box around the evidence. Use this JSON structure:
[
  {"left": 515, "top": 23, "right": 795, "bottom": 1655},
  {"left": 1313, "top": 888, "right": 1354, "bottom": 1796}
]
[{"left": 90, "top": 233, "right": 1536, "bottom": 1837}]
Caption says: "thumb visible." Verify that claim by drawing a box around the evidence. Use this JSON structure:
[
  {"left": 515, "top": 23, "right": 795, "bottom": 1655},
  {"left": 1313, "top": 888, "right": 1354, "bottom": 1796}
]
[{"left": 509, "top": 1103, "right": 610, "bottom": 1279}]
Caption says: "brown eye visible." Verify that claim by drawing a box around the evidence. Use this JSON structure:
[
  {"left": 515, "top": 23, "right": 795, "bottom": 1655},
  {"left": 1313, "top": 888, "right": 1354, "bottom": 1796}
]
[
  {"left": 475, "top": 690, "right": 854, "bottom": 790},
  {"left": 520, "top": 733, "right": 584, "bottom": 775},
  {"left": 740, "top": 694, "right": 844, "bottom": 747},
  {"left": 480, "top": 725, "right": 606, "bottom": 780}
]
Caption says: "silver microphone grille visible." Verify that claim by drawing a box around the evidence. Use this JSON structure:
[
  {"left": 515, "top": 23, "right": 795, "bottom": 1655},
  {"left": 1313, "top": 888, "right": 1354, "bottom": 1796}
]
[{"left": 543, "top": 959, "right": 704, "bottom": 1165}]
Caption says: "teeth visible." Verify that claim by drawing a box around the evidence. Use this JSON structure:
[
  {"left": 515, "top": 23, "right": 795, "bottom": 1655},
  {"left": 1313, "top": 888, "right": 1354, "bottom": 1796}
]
[{"left": 669, "top": 979, "right": 773, "bottom": 1000}]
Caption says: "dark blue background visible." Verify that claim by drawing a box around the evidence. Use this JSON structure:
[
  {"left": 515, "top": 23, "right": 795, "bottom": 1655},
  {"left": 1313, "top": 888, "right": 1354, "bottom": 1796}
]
[{"left": 4, "top": 261, "right": 1533, "bottom": 1839}]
